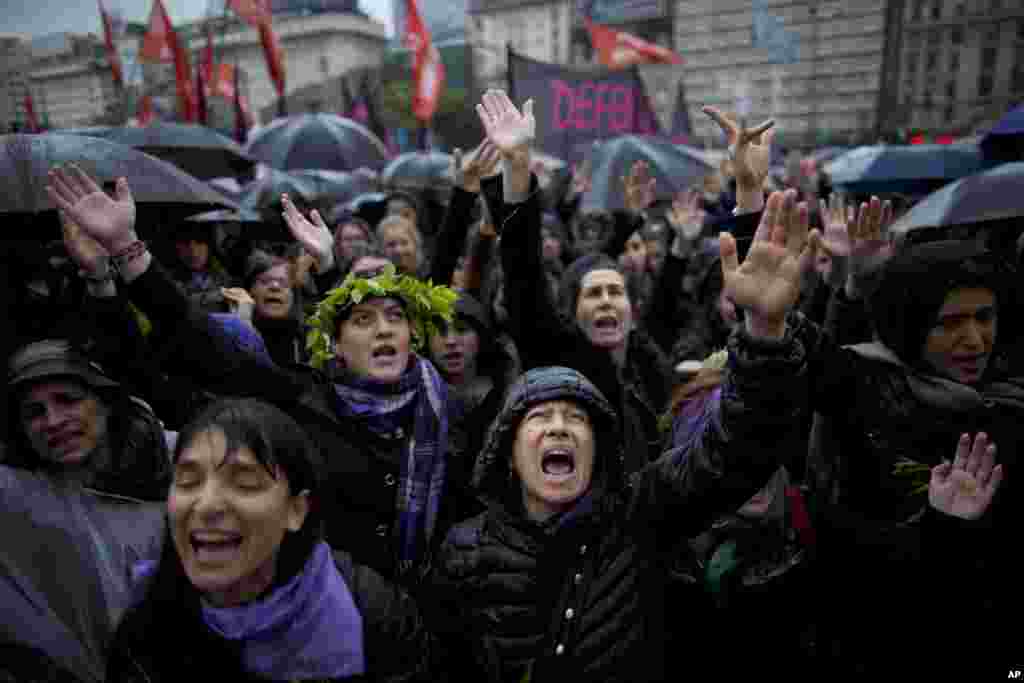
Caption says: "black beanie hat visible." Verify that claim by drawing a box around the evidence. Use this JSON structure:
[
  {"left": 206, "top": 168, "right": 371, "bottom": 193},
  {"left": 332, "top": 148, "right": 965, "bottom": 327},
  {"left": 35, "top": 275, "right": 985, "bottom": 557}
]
[{"left": 558, "top": 253, "right": 623, "bottom": 317}]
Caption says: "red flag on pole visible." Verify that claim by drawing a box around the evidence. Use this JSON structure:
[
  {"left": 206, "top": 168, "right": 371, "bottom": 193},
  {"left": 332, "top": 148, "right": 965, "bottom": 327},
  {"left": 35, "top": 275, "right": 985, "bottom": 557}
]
[
  {"left": 23, "top": 92, "right": 40, "bottom": 133},
  {"left": 140, "top": 0, "right": 196, "bottom": 122},
  {"left": 196, "top": 59, "right": 209, "bottom": 125},
  {"left": 99, "top": 0, "right": 124, "bottom": 89},
  {"left": 404, "top": 0, "right": 444, "bottom": 122},
  {"left": 227, "top": 1, "right": 286, "bottom": 112},
  {"left": 584, "top": 18, "right": 683, "bottom": 69},
  {"left": 233, "top": 63, "right": 248, "bottom": 144},
  {"left": 137, "top": 95, "right": 156, "bottom": 126},
  {"left": 202, "top": 23, "right": 215, "bottom": 84},
  {"left": 227, "top": 0, "right": 271, "bottom": 28}
]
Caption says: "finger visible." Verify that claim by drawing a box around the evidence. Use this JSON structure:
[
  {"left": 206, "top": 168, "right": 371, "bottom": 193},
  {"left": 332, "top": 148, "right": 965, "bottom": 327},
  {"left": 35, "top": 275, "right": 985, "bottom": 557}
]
[
  {"left": 69, "top": 164, "right": 103, "bottom": 196},
  {"left": 985, "top": 464, "right": 1004, "bottom": 497},
  {"left": 453, "top": 148, "right": 464, "bottom": 171},
  {"left": 772, "top": 190, "right": 796, "bottom": 248},
  {"left": 953, "top": 433, "right": 970, "bottom": 471},
  {"left": 880, "top": 200, "right": 894, "bottom": 233},
  {"left": 800, "top": 229, "right": 822, "bottom": 276},
  {"left": 522, "top": 98, "right": 534, "bottom": 122},
  {"left": 819, "top": 198, "right": 828, "bottom": 223},
  {"left": 786, "top": 202, "right": 810, "bottom": 256},
  {"left": 47, "top": 173, "right": 80, "bottom": 208},
  {"left": 495, "top": 90, "right": 514, "bottom": 117},
  {"left": 976, "top": 443, "right": 997, "bottom": 489},
  {"left": 475, "top": 103, "right": 492, "bottom": 132},
  {"left": 701, "top": 106, "right": 738, "bottom": 142},
  {"left": 115, "top": 177, "right": 133, "bottom": 205},
  {"left": 966, "top": 432, "right": 988, "bottom": 478},
  {"left": 753, "top": 191, "right": 782, "bottom": 243},
  {"left": 745, "top": 118, "right": 775, "bottom": 141},
  {"left": 853, "top": 202, "right": 869, "bottom": 241},
  {"left": 311, "top": 209, "right": 328, "bottom": 231},
  {"left": 720, "top": 232, "right": 739, "bottom": 274},
  {"left": 931, "top": 461, "right": 953, "bottom": 485},
  {"left": 482, "top": 90, "right": 500, "bottom": 121},
  {"left": 867, "top": 197, "right": 883, "bottom": 239}
]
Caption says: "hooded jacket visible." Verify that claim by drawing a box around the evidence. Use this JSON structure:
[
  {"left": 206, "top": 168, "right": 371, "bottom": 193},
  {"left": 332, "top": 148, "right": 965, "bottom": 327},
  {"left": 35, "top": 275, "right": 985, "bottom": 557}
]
[{"left": 426, "top": 364, "right": 789, "bottom": 682}]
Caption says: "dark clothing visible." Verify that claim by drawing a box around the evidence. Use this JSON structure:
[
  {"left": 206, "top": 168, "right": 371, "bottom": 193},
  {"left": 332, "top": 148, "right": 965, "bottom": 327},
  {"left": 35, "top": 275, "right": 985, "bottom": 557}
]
[
  {"left": 107, "top": 549, "right": 435, "bottom": 683},
  {"left": 426, "top": 358, "right": 791, "bottom": 683},
  {"left": 499, "top": 181, "right": 670, "bottom": 471},
  {"left": 121, "top": 262, "right": 471, "bottom": 586}
]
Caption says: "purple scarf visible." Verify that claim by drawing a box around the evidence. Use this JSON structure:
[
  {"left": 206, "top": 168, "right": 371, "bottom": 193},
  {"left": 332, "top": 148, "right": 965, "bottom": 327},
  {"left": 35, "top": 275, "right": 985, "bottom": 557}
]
[
  {"left": 200, "top": 541, "right": 365, "bottom": 679},
  {"left": 333, "top": 355, "right": 450, "bottom": 575}
]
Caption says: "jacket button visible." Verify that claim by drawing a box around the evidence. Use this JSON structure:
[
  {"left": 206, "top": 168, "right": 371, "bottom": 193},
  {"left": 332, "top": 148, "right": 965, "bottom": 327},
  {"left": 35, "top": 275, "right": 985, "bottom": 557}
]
[
  {"left": 555, "top": 644, "right": 565, "bottom": 656},
  {"left": 574, "top": 573, "right": 583, "bottom": 584},
  {"left": 384, "top": 474, "right": 396, "bottom": 486},
  {"left": 564, "top": 608, "right": 575, "bottom": 620},
  {"left": 375, "top": 524, "right": 388, "bottom": 537}
]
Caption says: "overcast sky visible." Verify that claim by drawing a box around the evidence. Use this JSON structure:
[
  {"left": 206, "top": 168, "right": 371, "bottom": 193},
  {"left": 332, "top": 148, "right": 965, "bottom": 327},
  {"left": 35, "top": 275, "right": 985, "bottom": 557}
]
[{"left": 1, "top": 0, "right": 394, "bottom": 38}]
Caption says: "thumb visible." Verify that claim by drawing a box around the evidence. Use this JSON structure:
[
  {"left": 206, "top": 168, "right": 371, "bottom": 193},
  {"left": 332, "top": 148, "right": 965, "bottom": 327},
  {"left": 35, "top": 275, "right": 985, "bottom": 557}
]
[
  {"left": 523, "top": 99, "right": 534, "bottom": 121},
  {"left": 453, "top": 148, "right": 463, "bottom": 169},
  {"left": 115, "top": 177, "right": 132, "bottom": 204},
  {"left": 311, "top": 209, "right": 328, "bottom": 230},
  {"left": 720, "top": 232, "right": 739, "bottom": 275}
]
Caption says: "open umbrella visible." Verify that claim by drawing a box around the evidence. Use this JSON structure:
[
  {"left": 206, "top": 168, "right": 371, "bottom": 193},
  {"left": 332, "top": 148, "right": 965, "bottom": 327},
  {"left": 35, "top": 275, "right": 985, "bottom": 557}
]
[
  {"left": 0, "top": 134, "right": 237, "bottom": 241},
  {"left": 292, "top": 168, "right": 378, "bottom": 206},
  {"left": 889, "top": 162, "right": 1024, "bottom": 253},
  {"left": 577, "top": 136, "right": 713, "bottom": 212},
  {"left": 61, "top": 123, "right": 255, "bottom": 180},
  {"left": 245, "top": 114, "right": 390, "bottom": 173},
  {"left": 980, "top": 104, "right": 1024, "bottom": 163},
  {"left": 381, "top": 152, "right": 453, "bottom": 190},
  {"left": 825, "top": 144, "right": 989, "bottom": 195}
]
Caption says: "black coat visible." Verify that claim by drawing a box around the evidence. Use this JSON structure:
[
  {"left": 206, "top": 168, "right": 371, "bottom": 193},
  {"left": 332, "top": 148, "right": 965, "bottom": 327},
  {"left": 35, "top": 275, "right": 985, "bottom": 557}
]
[
  {"left": 106, "top": 549, "right": 435, "bottom": 683},
  {"left": 424, "top": 331, "right": 797, "bottom": 682},
  {"left": 121, "top": 262, "right": 474, "bottom": 585}
]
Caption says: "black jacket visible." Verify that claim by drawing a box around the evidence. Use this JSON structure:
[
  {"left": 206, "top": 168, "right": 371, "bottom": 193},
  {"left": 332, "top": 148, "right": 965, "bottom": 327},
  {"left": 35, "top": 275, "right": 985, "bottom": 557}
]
[{"left": 106, "top": 549, "right": 435, "bottom": 683}]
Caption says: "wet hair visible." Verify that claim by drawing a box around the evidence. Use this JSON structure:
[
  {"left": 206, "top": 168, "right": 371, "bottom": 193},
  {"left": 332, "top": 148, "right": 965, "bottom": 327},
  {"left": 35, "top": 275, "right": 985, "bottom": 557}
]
[{"left": 173, "top": 399, "right": 324, "bottom": 582}]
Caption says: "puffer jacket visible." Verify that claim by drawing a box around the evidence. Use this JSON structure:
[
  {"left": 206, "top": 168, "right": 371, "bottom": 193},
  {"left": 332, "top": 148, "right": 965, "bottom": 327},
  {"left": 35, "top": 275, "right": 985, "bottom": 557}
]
[{"left": 426, "top": 351, "right": 799, "bottom": 682}]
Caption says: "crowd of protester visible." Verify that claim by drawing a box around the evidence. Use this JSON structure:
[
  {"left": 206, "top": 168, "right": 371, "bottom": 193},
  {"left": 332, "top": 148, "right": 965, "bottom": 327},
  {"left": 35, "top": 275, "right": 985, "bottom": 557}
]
[{"left": 1, "top": 89, "right": 1019, "bottom": 681}]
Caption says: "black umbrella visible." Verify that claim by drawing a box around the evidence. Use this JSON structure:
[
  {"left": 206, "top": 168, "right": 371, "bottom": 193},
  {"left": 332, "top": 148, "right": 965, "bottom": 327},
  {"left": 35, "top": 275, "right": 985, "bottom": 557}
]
[
  {"left": 291, "top": 168, "right": 378, "bottom": 206},
  {"left": 0, "top": 134, "right": 238, "bottom": 241},
  {"left": 245, "top": 114, "right": 390, "bottom": 172},
  {"left": 381, "top": 152, "right": 453, "bottom": 190},
  {"left": 62, "top": 123, "right": 255, "bottom": 181}
]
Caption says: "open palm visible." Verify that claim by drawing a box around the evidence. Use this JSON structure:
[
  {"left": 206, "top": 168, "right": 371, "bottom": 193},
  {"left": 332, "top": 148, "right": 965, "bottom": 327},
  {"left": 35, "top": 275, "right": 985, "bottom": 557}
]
[
  {"left": 929, "top": 433, "right": 1003, "bottom": 520},
  {"left": 47, "top": 165, "right": 136, "bottom": 251},
  {"left": 281, "top": 194, "right": 332, "bottom": 265},
  {"left": 476, "top": 89, "right": 535, "bottom": 157}
]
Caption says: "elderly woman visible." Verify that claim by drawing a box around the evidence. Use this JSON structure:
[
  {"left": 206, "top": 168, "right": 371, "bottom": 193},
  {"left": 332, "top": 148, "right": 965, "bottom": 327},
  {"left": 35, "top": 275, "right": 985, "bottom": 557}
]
[
  {"left": 1, "top": 340, "right": 168, "bottom": 683},
  {"left": 107, "top": 398, "right": 434, "bottom": 681},
  {"left": 426, "top": 366, "right": 788, "bottom": 682},
  {"left": 241, "top": 249, "right": 308, "bottom": 366},
  {"left": 48, "top": 167, "right": 467, "bottom": 589}
]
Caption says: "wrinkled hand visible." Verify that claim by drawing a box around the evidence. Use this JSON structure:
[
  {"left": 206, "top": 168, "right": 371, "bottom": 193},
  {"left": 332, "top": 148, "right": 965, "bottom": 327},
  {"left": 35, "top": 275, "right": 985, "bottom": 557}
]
[
  {"left": 453, "top": 141, "right": 501, "bottom": 194},
  {"left": 702, "top": 107, "right": 774, "bottom": 200},
  {"left": 720, "top": 189, "right": 819, "bottom": 339},
  {"left": 667, "top": 189, "right": 706, "bottom": 241},
  {"left": 281, "top": 194, "right": 333, "bottom": 270},
  {"left": 929, "top": 433, "right": 1003, "bottom": 521},
  {"left": 46, "top": 164, "right": 137, "bottom": 252},
  {"left": 476, "top": 89, "right": 535, "bottom": 162},
  {"left": 621, "top": 160, "right": 657, "bottom": 214},
  {"left": 846, "top": 195, "right": 894, "bottom": 273},
  {"left": 61, "top": 211, "right": 110, "bottom": 276}
]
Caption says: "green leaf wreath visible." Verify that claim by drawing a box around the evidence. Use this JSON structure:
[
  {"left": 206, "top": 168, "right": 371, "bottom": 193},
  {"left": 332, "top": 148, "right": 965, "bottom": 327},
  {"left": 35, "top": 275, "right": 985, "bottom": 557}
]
[
  {"left": 892, "top": 458, "right": 932, "bottom": 497},
  {"left": 305, "top": 264, "right": 459, "bottom": 370}
]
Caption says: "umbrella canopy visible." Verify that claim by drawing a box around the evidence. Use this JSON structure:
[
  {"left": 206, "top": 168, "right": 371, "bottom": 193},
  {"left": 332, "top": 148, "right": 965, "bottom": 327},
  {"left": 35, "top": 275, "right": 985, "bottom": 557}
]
[
  {"left": 331, "top": 192, "right": 389, "bottom": 228},
  {"left": 0, "top": 134, "right": 238, "bottom": 241},
  {"left": 980, "top": 104, "right": 1024, "bottom": 162},
  {"left": 238, "top": 167, "right": 376, "bottom": 212},
  {"left": 381, "top": 152, "right": 453, "bottom": 190},
  {"left": 825, "top": 143, "right": 989, "bottom": 195},
  {"left": 245, "top": 114, "right": 390, "bottom": 173},
  {"left": 890, "top": 161, "right": 1024, "bottom": 239},
  {"left": 291, "top": 168, "right": 378, "bottom": 206},
  {"left": 577, "top": 136, "right": 713, "bottom": 212},
  {"left": 60, "top": 123, "right": 255, "bottom": 180}
]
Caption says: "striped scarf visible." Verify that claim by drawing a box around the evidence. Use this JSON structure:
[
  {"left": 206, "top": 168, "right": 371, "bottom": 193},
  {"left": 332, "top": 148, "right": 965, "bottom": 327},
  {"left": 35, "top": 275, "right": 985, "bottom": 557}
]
[{"left": 333, "top": 356, "right": 450, "bottom": 575}]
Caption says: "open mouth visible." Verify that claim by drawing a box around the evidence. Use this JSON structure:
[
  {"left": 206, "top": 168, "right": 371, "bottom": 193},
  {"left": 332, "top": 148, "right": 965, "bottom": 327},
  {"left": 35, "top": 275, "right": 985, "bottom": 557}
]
[
  {"left": 190, "top": 532, "right": 244, "bottom": 563},
  {"left": 372, "top": 345, "right": 398, "bottom": 360},
  {"left": 594, "top": 316, "right": 618, "bottom": 332},
  {"left": 541, "top": 448, "right": 576, "bottom": 477},
  {"left": 443, "top": 351, "right": 464, "bottom": 364},
  {"left": 48, "top": 431, "right": 81, "bottom": 452}
]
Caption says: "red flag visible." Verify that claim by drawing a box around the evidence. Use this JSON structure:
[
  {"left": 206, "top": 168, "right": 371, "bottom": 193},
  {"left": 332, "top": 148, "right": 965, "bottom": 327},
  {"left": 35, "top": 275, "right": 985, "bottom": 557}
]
[
  {"left": 585, "top": 18, "right": 683, "bottom": 69},
  {"left": 202, "top": 23, "right": 215, "bottom": 83},
  {"left": 99, "top": 0, "right": 124, "bottom": 88},
  {"left": 137, "top": 95, "right": 156, "bottom": 126},
  {"left": 23, "top": 92, "right": 40, "bottom": 133},
  {"left": 227, "top": 0, "right": 271, "bottom": 28},
  {"left": 196, "top": 58, "right": 209, "bottom": 125},
  {"left": 213, "top": 63, "right": 236, "bottom": 99},
  {"left": 233, "top": 63, "right": 248, "bottom": 144},
  {"left": 404, "top": 0, "right": 444, "bottom": 122},
  {"left": 259, "top": 22, "right": 286, "bottom": 99},
  {"left": 140, "top": 0, "right": 196, "bottom": 122}
]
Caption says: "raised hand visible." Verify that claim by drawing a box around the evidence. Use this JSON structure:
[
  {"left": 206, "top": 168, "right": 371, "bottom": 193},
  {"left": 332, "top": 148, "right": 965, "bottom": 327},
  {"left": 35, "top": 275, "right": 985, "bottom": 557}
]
[
  {"left": 621, "top": 160, "right": 657, "bottom": 214},
  {"left": 61, "top": 210, "right": 110, "bottom": 276},
  {"left": 702, "top": 107, "right": 774, "bottom": 209},
  {"left": 46, "top": 164, "right": 137, "bottom": 252},
  {"left": 929, "top": 433, "right": 1003, "bottom": 520},
  {"left": 666, "top": 189, "right": 706, "bottom": 241},
  {"left": 453, "top": 141, "right": 501, "bottom": 194},
  {"left": 476, "top": 89, "right": 535, "bottom": 161},
  {"left": 281, "top": 194, "right": 333, "bottom": 271},
  {"left": 221, "top": 287, "right": 255, "bottom": 323},
  {"left": 720, "top": 189, "right": 819, "bottom": 339}
]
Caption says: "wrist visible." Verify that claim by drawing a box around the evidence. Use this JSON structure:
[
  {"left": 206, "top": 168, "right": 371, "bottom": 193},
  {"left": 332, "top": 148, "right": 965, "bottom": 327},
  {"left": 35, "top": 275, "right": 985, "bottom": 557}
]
[
  {"left": 744, "top": 314, "right": 786, "bottom": 340},
  {"left": 106, "top": 232, "right": 141, "bottom": 256},
  {"left": 735, "top": 186, "right": 764, "bottom": 212}
]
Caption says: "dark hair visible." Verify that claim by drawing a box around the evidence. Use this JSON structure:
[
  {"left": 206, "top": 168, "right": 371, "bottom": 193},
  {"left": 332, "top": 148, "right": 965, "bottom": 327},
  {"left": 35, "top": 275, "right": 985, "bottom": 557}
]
[
  {"left": 243, "top": 250, "right": 305, "bottom": 324},
  {"left": 123, "top": 399, "right": 323, "bottom": 669}
]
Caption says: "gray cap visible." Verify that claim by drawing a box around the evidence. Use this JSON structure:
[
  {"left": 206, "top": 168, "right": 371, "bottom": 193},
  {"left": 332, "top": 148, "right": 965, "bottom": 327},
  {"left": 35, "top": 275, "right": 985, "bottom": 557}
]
[{"left": 8, "top": 340, "right": 120, "bottom": 391}]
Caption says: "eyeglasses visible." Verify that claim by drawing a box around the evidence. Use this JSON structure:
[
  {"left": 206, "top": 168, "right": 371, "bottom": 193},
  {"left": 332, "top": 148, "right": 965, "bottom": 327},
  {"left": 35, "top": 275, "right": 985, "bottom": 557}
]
[{"left": 253, "top": 275, "right": 290, "bottom": 289}]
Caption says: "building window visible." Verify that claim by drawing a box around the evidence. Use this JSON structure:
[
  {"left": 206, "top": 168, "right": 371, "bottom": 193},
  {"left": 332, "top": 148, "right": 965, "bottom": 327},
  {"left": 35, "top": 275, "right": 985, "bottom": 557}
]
[
  {"left": 932, "top": 0, "right": 942, "bottom": 19},
  {"left": 913, "top": 1, "right": 925, "bottom": 20},
  {"left": 979, "top": 73, "right": 994, "bottom": 97},
  {"left": 946, "top": 80, "right": 957, "bottom": 99},
  {"left": 952, "top": 27, "right": 963, "bottom": 44},
  {"left": 945, "top": 105, "right": 954, "bottom": 121},
  {"left": 951, "top": 51, "right": 960, "bottom": 71},
  {"left": 927, "top": 50, "right": 938, "bottom": 71},
  {"left": 982, "top": 46, "right": 998, "bottom": 70}
]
